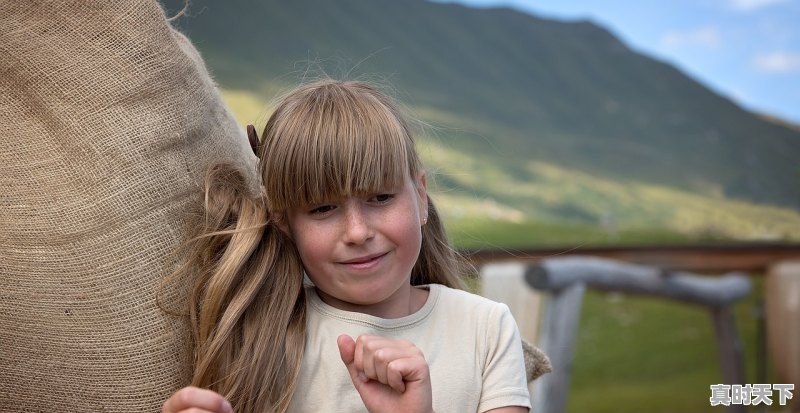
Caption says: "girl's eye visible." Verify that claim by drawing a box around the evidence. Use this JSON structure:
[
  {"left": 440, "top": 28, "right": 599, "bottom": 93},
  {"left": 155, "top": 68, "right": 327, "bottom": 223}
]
[
  {"left": 309, "top": 204, "right": 336, "bottom": 215},
  {"left": 370, "top": 194, "right": 394, "bottom": 204}
]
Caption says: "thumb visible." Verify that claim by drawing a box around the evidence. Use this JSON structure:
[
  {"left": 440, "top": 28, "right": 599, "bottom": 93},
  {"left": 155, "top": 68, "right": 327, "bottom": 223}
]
[
  {"left": 337, "top": 335, "right": 367, "bottom": 385},
  {"left": 337, "top": 334, "right": 356, "bottom": 365}
]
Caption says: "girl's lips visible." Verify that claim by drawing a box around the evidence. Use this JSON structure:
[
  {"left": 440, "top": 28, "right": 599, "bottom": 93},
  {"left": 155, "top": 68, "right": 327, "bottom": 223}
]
[{"left": 340, "top": 252, "right": 388, "bottom": 270}]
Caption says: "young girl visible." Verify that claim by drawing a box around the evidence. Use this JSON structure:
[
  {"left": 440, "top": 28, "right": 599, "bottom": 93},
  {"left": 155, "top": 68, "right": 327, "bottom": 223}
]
[{"left": 162, "top": 79, "right": 531, "bottom": 413}]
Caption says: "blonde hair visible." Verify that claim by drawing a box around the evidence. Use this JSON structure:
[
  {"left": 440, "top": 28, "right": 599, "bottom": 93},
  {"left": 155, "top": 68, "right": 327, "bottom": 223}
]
[{"left": 180, "top": 79, "right": 467, "bottom": 412}]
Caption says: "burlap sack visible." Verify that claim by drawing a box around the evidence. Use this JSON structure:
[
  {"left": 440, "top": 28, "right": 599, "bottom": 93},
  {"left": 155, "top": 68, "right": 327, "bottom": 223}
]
[{"left": 0, "top": 1, "right": 257, "bottom": 410}]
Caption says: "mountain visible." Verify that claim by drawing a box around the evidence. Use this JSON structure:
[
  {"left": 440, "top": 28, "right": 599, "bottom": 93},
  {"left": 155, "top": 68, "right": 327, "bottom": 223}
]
[{"left": 159, "top": 0, "right": 800, "bottom": 241}]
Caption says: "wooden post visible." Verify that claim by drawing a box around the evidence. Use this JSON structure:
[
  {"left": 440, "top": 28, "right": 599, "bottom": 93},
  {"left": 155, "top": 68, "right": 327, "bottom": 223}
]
[
  {"left": 710, "top": 306, "right": 747, "bottom": 413},
  {"left": 532, "top": 282, "right": 586, "bottom": 413}
]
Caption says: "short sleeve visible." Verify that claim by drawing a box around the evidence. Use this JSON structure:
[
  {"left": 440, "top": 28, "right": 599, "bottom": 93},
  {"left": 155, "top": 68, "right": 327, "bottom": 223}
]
[{"left": 478, "top": 303, "right": 532, "bottom": 412}]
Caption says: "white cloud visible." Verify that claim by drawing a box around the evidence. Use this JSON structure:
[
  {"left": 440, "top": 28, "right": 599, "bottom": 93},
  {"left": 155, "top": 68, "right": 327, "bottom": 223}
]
[
  {"left": 661, "top": 26, "right": 721, "bottom": 50},
  {"left": 729, "top": 0, "right": 790, "bottom": 11},
  {"left": 753, "top": 51, "right": 800, "bottom": 73}
]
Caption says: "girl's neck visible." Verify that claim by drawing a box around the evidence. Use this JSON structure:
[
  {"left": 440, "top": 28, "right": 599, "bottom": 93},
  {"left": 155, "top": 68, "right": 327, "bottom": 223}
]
[{"left": 315, "top": 284, "right": 429, "bottom": 319}]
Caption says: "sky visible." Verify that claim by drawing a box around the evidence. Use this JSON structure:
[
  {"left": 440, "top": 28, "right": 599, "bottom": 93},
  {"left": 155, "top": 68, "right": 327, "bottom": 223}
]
[{"left": 434, "top": 0, "right": 800, "bottom": 125}]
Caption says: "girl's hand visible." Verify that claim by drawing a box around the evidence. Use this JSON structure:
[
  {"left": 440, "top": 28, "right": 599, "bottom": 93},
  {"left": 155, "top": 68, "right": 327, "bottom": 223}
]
[
  {"left": 337, "top": 335, "right": 434, "bottom": 413},
  {"left": 162, "top": 386, "right": 233, "bottom": 413}
]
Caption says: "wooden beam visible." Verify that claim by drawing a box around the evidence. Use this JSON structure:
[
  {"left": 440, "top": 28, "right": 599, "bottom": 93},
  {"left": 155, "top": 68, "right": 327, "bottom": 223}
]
[
  {"left": 462, "top": 243, "right": 800, "bottom": 273},
  {"left": 526, "top": 256, "right": 751, "bottom": 307}
]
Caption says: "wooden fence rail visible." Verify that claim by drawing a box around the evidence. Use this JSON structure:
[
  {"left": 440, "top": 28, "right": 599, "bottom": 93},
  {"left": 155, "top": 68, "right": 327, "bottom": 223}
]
[{"left": 463, "top": 242, "right": 800, "bottom": 273}]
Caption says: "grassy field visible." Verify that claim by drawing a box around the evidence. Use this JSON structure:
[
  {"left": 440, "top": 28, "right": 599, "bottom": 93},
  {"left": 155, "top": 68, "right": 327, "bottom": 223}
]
[{"left": 445, "top": 217, "right": 704, "bottom": 250}]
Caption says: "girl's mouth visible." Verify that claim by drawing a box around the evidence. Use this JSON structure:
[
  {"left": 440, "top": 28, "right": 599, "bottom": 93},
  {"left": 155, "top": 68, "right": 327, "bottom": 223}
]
[{"left": 340, "top": 252, "right": 388, "bottom": 270}]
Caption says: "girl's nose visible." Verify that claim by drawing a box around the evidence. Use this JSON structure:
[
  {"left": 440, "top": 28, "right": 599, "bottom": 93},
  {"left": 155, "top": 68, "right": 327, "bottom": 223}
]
[{"left": 342, "top": 203, "right": 373, "bottom": 244}]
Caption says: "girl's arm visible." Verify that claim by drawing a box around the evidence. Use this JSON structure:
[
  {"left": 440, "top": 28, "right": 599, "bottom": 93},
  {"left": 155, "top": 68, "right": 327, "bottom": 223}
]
[
  {"left": 486, "top": 407, "right": 529, "bottom": 413},
  {"left": 162, "top": 386, "right": 232, "bottom": 413}
]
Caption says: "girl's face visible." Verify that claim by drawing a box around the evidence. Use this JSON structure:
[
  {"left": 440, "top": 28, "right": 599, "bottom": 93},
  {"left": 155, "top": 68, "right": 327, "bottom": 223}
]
[{"left": 285, "top": 172, "right": 428, "bottom": 318}]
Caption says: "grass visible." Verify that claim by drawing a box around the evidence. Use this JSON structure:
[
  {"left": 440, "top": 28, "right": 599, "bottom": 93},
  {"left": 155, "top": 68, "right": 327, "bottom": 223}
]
[{"left": 445, "top": 218, "right": 708, "bottom": 250}]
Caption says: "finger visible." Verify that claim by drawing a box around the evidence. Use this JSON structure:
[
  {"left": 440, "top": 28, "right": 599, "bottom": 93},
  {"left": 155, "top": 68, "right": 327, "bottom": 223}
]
[
  {"left": 353, "top": 335, "right": 364, "bottom": 374},
  {"left": 337, "top": 334, "right": 356, "bottom": 366},
  {"left": 358, "top": 336, "right": 378, "bottom": 380},
  {"left": 356, "top": 336, "right": 422, "bottom": 382},
  {"left": 162, "top": 387, "right": 232, "bottom": 413},
  {"left": 358, "top": 336, "right": 396, "bottom": 381},
  {"left": 386, "top": 360, "right": 406, "bottom": 393},
  {"left": 387, "top": 356, "right": 430, "bottom": 392},
  {"left": 376, "top": 346, "right": 425, "bottom": 392},
  {"left": 338, "top": 334, "right": 369, "bottom": 390},
  {"left": 372, "top": 346, "right": 415, "bottom": 387},
  {"left": 373, "top": 347, "right": 407, "bottom": 390},
  {"left": 373, "top": 347, "right": 390, "bottom": 385}
]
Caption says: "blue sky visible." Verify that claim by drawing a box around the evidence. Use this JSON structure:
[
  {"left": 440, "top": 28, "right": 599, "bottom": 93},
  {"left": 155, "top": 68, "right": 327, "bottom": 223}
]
[{"left": 434, "top": 0, "right": 800, "bottom": 124}]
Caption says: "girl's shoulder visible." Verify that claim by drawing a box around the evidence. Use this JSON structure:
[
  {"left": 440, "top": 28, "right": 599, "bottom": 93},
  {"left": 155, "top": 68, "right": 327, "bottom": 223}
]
[{"left": 428, "top": 283, "right": 511, "bottom": 319}]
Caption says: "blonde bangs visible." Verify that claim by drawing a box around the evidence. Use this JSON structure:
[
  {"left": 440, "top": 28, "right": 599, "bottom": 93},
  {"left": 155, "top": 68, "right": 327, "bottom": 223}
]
[{"left": 262, "top": 81, "right": 419, "bottom": 213}]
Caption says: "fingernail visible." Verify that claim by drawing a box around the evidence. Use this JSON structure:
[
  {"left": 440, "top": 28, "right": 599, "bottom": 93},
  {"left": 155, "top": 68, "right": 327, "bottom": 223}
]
[{"left": 223, "top": 400, "right": 233, "bottom": 413}]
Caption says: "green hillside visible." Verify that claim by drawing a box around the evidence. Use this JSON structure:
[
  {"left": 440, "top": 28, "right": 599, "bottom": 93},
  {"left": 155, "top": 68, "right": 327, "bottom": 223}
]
[{"left": 163, "top": 0, "right": 800, "bottom": 243}]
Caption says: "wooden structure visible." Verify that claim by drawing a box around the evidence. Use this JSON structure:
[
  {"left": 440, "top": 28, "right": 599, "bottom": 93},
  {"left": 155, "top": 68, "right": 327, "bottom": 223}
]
[
  {"left": 464, "top": 242, "right": 800, "bottom": 273},
  {"left": 511, "top": 256, "right": 751, "bottom": 413}
]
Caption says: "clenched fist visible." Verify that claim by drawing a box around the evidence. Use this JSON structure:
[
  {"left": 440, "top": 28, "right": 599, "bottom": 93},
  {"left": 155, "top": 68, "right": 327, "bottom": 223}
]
[{"left": 337, "top": 335, "right": 434, "bottom": 413}]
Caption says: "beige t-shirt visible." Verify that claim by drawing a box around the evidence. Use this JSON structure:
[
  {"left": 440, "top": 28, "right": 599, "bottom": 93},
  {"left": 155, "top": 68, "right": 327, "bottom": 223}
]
[{"left": 288, "top": 284, "right": 531, "bottom": 412}]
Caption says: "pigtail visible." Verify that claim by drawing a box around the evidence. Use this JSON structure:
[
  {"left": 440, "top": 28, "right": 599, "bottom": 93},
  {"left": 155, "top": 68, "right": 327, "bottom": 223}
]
[
  {"left": 412, "top": 196, "right": 469, "bottom": 290},
  {"left": 183, "top": 163, "right": 306, "bottom": 413}
]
